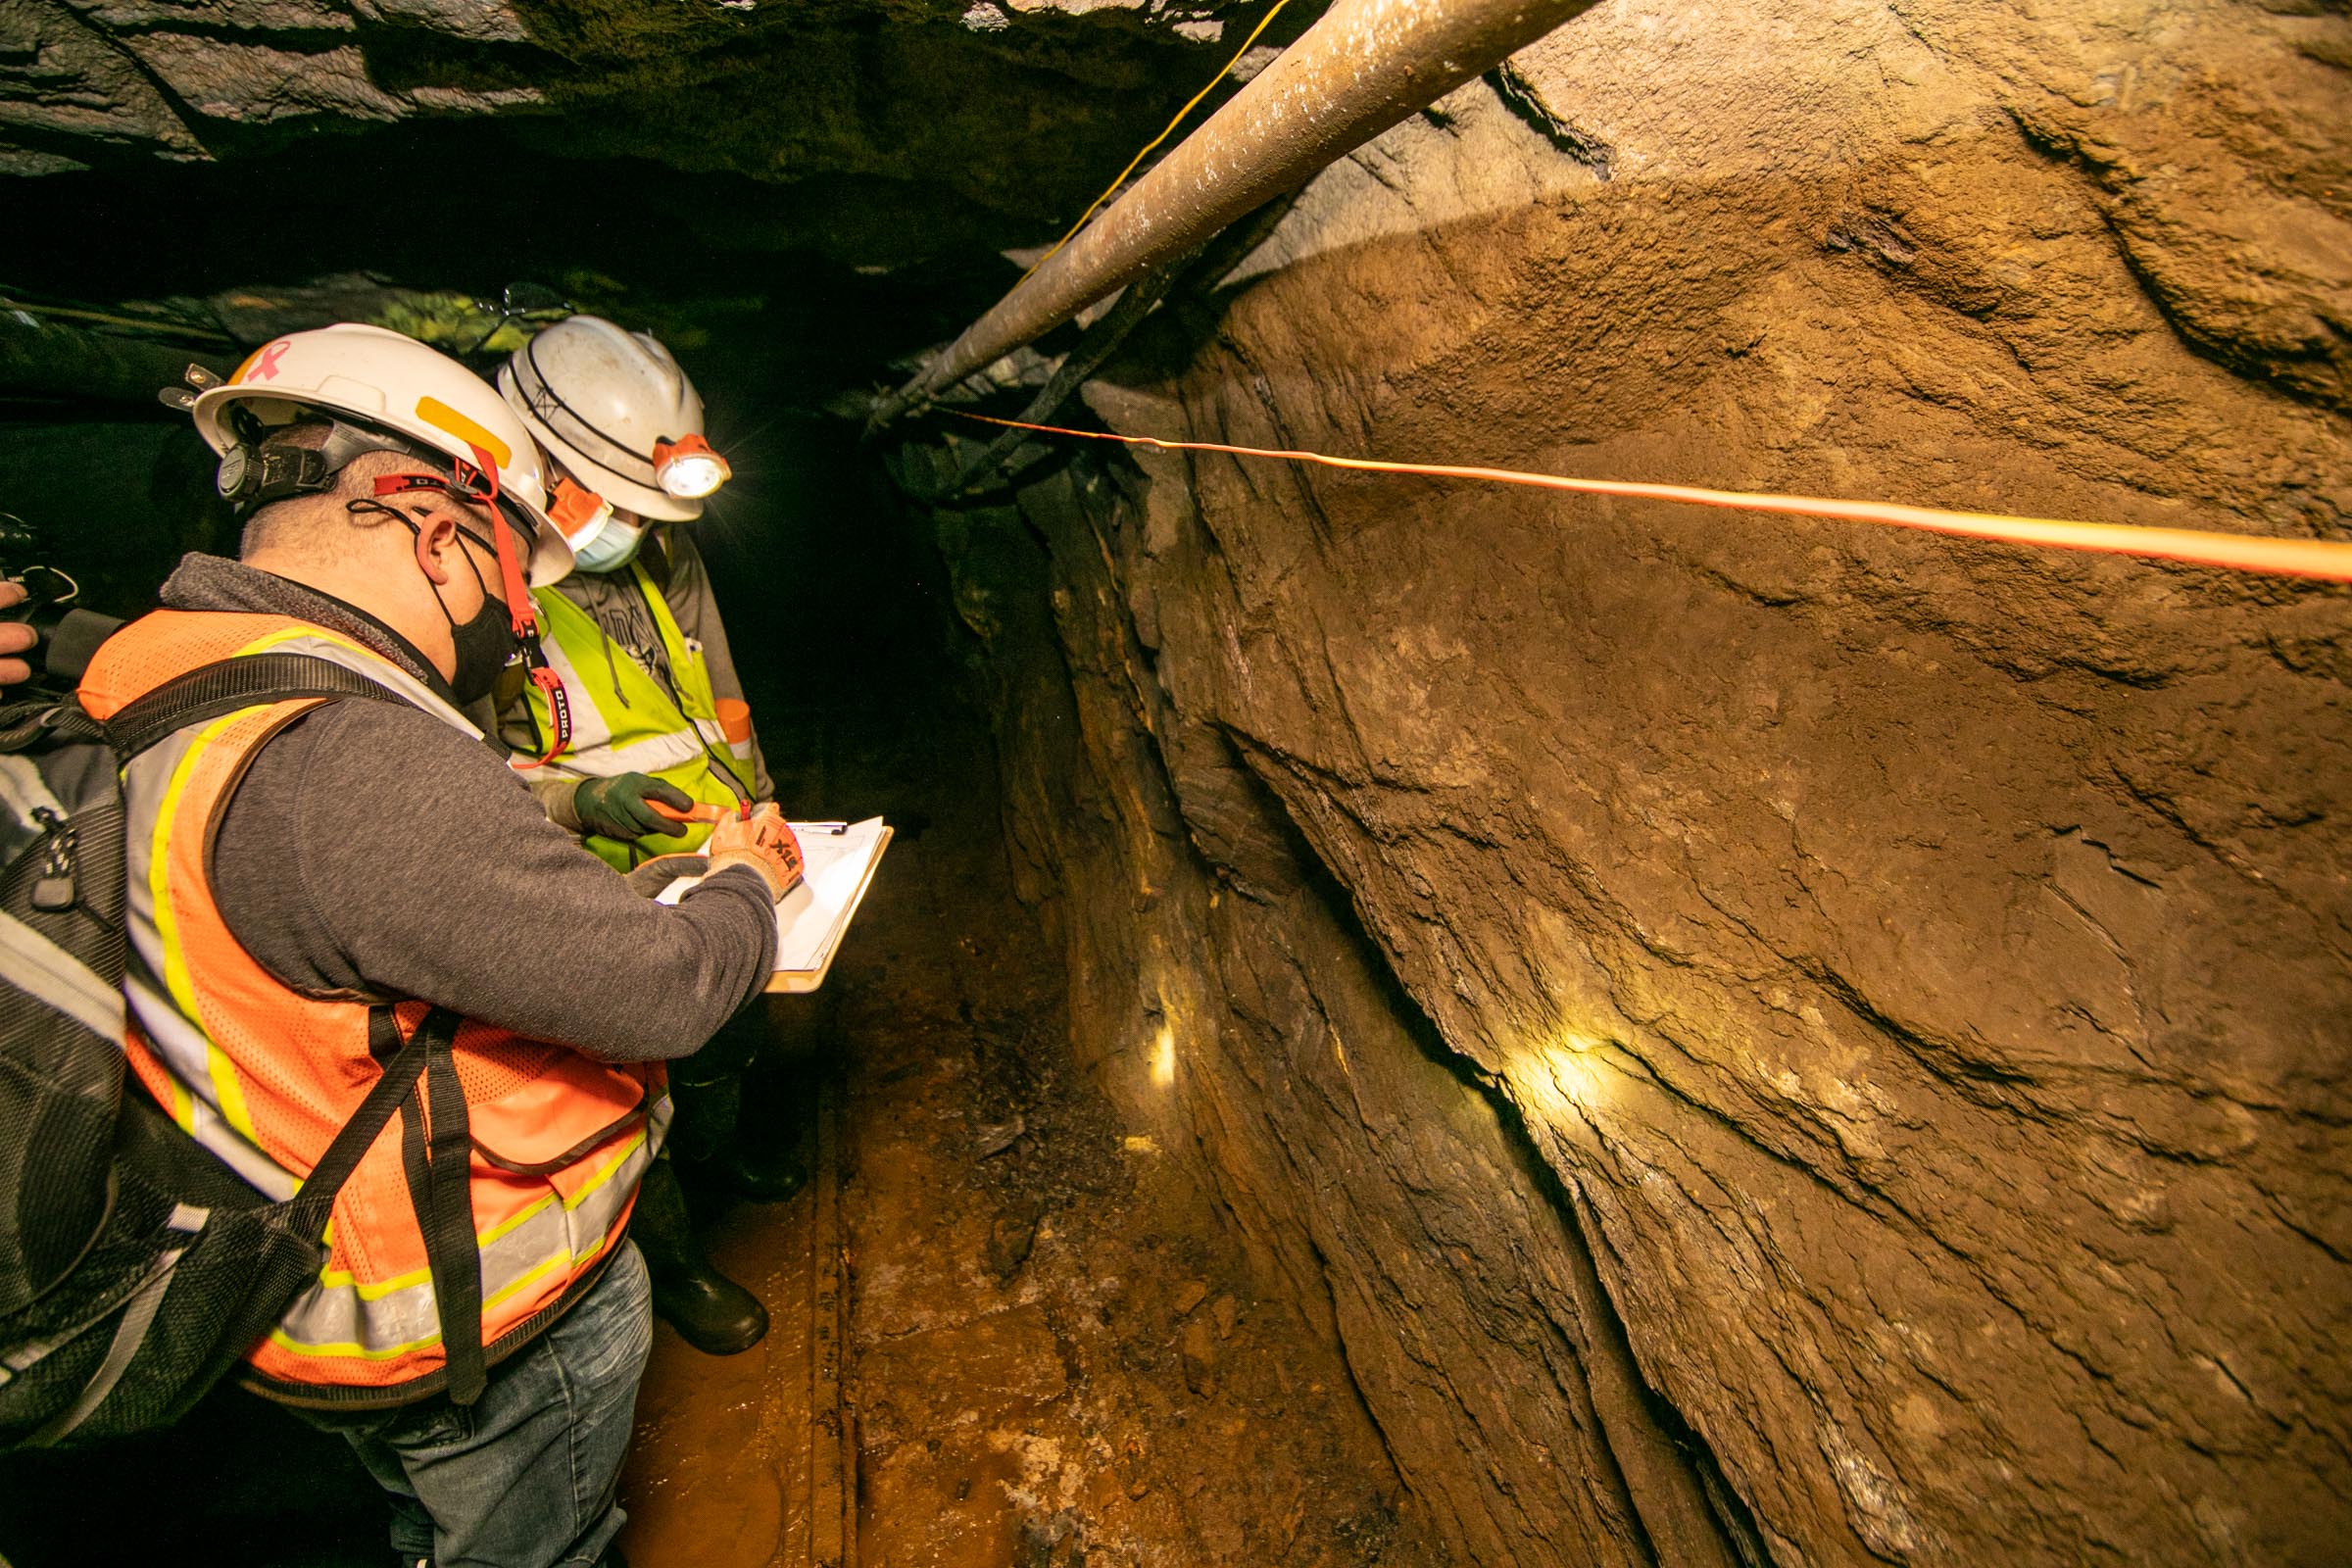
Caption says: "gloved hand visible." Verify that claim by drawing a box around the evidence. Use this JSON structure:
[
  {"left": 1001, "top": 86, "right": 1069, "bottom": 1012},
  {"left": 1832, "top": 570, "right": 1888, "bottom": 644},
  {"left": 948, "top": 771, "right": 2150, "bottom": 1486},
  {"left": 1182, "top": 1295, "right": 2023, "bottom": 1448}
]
[
  {"left": 571, "top": 772, "right": 699, "bottom": 841},
  {"left": 709, "top": 805, "right": 804, "bottom": 903}
]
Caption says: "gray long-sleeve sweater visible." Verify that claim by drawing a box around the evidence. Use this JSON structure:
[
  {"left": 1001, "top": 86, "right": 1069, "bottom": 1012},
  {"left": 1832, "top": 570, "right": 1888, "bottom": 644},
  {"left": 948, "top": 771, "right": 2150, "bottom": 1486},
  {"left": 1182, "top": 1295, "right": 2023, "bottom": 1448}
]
[{"left": 160, "top": 555, "right": 777, "bottom": 1061}]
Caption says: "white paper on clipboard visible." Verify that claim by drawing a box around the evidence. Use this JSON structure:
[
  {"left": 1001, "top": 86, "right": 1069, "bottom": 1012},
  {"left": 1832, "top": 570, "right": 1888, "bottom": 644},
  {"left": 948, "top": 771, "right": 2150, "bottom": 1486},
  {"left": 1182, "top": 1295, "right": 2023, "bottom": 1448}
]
[{"left": 655, "top": 816, "right": 891, "bottom": 988}]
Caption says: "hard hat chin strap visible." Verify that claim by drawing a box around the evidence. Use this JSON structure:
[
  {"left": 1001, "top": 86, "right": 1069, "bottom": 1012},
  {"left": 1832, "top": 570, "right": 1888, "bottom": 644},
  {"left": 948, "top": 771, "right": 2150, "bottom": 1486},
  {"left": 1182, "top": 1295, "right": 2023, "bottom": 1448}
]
[
  {"left": 517, "top": 646, "right": 572, "bottom": 769},
  {"left": 450, "top": 448, "right": 574, "bottom": 769},
  {"left": 368, "top": 451, "right": 536, "bottom": 640}
]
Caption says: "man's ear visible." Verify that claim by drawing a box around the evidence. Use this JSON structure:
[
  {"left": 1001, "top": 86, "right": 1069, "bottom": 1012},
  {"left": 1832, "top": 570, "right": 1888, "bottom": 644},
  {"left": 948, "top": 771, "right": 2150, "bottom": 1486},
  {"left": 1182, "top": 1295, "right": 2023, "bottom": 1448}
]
[{"left": 412, "top": 511, "right": 461, "bottom": 586}]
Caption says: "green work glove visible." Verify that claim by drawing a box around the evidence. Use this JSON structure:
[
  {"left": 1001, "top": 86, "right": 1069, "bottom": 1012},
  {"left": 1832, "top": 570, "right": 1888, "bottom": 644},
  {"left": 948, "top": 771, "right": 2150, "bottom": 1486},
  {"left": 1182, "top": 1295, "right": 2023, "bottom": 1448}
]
[{"left": 571, "top": 772, "right": 698, "bottom": 841}]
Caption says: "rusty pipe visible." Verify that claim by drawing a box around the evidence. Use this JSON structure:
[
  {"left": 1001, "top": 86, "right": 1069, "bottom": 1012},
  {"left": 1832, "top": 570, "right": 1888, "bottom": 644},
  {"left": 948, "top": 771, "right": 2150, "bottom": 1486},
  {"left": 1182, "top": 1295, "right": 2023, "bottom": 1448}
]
[{"left": 889, "top": 0, "right": 1595, "bottom": 416}]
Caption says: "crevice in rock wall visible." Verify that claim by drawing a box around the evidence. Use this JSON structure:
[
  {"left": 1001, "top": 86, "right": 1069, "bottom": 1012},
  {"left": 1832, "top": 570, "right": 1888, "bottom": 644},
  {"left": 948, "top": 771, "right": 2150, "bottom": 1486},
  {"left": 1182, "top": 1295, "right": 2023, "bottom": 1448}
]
[
  {"left": 1214, "top": 712, "right": 1808, "bottom": 1568},
  {"left": 1215, "top": 740, "right": 1670, "bottom": 1560},
  {"left": 1257, "top": 755, "right": 1778, "bottom": 1568},
  {"left": 1481, "top": 62, "right": 1612, "bottom": 180},
  {"left": 2000, "top": 105, "right": 2347, "bottom": 417}
]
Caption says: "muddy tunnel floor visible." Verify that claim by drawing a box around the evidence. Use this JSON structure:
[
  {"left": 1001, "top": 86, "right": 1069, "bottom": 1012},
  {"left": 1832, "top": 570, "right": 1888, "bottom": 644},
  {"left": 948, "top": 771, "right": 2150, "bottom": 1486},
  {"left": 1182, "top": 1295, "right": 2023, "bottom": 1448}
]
[
  {"left": 619, "top": 682, "right": 1430, "bottom": 1568},
  {"left": 0, "top": 493, "right": 1427, "bottom": 1568}
]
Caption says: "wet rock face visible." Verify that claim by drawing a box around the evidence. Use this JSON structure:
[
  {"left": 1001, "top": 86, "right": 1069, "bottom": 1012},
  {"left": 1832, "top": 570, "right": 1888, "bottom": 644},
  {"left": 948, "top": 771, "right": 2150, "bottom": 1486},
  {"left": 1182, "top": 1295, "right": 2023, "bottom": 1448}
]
[{"left": 933, "top": 4, "right": 2352, "bottom": 1565}]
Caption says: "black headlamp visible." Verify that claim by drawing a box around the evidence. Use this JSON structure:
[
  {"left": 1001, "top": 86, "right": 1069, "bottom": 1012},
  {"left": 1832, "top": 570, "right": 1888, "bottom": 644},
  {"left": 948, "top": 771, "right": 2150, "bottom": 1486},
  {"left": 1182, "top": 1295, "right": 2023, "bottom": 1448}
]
[{"left": 213, "top": 412, "right": 422, "bottom": 514}]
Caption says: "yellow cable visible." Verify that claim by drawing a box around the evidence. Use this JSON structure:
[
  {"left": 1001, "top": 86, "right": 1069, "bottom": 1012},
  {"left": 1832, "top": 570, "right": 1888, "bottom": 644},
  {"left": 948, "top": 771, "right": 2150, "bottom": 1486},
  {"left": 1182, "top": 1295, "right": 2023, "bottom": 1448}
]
[{"left": 1019, "top": 0, "right": 1293, "bottom": 284}]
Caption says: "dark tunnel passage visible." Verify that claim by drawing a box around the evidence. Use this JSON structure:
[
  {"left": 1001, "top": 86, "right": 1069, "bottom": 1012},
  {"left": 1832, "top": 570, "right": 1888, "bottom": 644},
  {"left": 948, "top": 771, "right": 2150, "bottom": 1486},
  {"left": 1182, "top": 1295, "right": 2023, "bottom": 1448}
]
[{"left": 3, "top": 3, "right": 2351, "bottom": 1566}]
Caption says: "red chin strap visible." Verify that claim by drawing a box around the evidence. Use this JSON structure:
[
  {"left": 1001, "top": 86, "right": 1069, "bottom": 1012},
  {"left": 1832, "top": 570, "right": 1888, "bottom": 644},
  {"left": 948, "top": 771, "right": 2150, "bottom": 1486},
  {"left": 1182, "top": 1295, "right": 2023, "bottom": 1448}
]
[{"left": 372, "top": 448, "right": 572, "bottom": 766}]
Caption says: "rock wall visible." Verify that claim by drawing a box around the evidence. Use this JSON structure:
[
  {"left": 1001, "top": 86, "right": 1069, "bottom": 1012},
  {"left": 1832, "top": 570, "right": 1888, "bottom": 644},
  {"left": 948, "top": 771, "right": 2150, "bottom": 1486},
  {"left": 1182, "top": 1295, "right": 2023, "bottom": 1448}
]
[{"left": 928, "top": 4, "right": 2352, "bottom": 1564}]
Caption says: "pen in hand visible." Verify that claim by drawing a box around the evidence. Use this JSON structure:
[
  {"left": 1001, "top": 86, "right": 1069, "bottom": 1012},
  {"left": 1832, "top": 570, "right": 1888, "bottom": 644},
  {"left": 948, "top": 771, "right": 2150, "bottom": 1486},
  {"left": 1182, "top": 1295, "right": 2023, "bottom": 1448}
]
[{"left": 649, "top": 800, "right": 728, "bottom": 825}]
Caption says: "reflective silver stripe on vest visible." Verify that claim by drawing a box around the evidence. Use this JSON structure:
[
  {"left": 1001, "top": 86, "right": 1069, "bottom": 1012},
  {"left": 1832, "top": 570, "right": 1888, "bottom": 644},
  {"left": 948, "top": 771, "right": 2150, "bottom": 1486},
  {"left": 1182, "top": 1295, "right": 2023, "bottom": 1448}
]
[
  {"left": 120, "top": 716, "right": 297, "bottom": 1197},
  {"left": 270, "top": 1095, "right": 669, "bottom": 1359},
  {"left": 118, "top": 629, "right": 542, "bottom": 1211},
  {"left": 123, "top": 973, "right": 296, "bottom": 1201},
  {"left": 519, "top": 715, "right": 732, "bottom": 783},
  {"left": 250, "top": 632, "right": 484, "bottom": 740}
]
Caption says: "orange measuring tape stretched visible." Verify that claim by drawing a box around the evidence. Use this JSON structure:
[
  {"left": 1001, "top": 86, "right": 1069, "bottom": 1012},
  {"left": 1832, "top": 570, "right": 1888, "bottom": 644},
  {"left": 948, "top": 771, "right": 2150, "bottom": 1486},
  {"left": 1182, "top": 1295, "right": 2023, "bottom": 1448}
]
[{"left": 950, "top": 412, "right": 2352, "bottom": 584}]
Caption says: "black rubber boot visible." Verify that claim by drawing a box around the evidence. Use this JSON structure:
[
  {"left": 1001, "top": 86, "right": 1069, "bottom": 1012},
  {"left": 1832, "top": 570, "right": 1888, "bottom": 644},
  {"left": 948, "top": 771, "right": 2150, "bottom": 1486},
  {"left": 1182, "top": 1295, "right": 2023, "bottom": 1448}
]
[
  {"left": 724, "top": 1004, "right": 833, "bottom": 1203},
  {"left": 721, "top": 1142, "right": 808, "bottom": 1204},
  {"left": 633, "top": 1156, "right": 768, "bottom": 1355},
  {"left": 675, "top": 1041, "right": 808, "bottom": 1204}
]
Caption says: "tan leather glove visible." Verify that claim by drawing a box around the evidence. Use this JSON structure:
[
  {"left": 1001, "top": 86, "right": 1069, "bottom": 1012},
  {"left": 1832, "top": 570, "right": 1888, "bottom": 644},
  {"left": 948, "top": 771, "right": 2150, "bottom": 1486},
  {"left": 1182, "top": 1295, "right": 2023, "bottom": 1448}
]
[{"left": 708, "top": 805, "right": 804, "bottom": 902}]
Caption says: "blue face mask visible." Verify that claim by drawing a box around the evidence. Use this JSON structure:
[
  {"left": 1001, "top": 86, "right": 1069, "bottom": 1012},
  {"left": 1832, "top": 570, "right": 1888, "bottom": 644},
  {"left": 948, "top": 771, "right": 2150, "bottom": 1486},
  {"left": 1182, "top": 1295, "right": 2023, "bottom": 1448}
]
[{"left": 570, "top": 514, "right": 646, "bottom": 573}]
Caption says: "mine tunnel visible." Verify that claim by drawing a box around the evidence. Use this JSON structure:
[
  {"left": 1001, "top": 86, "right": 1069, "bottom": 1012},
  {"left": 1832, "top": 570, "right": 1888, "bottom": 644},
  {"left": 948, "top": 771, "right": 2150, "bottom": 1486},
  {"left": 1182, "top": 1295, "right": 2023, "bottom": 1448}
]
[{"left": 0, "top": 1, "right": 2348, "bottom": 1564}]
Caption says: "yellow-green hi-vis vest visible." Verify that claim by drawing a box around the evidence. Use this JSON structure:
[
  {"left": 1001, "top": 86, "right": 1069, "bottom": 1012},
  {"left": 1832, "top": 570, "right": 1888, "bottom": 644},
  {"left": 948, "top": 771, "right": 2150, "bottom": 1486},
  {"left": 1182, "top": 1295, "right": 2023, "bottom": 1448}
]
[{"left": 519, "top": 562, "right": 757, "bottom": 869}]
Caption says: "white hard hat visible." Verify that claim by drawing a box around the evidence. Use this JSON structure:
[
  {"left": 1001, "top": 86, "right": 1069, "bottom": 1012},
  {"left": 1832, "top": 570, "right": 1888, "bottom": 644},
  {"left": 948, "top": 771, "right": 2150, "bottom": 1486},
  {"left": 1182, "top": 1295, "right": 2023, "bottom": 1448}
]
[
  {"left": 191, "top": 322, "right": 574, "bottom": 587},
  {"left": 497, "top": 316, "right": 727, "bottom": 523}
]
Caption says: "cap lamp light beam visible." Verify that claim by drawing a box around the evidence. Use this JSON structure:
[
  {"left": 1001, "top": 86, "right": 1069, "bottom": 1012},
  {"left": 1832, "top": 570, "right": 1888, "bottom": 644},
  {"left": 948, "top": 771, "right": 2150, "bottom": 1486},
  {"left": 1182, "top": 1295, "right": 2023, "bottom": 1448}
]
[{"left": 949, "top": 412, "right": 2352, "bottom": 585}]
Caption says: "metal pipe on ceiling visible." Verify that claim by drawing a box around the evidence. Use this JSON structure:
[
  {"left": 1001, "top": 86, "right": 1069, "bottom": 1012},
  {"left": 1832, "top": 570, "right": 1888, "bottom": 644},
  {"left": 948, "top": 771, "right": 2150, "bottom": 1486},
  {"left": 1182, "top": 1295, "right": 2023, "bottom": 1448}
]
[{"left": 882, "top": 0, "right": 1597, "bottom": 421}]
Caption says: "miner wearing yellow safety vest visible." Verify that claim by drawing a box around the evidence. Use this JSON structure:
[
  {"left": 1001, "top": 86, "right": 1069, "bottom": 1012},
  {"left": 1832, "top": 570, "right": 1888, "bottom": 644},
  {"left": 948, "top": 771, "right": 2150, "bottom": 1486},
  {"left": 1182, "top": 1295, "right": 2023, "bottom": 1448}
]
[
  {"left": 488, "top": 318, "right": 768, "bottom": 872},
  {"left": 484, "top": 316, "right": 793, "bottom": 1359},
  {"left": 99, "top": 323, "right": 802, "bottom": 1568}
]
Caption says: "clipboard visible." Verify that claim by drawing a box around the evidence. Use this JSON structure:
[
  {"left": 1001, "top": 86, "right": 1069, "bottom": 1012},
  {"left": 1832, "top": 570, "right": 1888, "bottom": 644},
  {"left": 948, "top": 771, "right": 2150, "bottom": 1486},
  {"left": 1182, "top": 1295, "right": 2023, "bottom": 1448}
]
[
  {"left": 651, "top": 817, "right": 892, "bottom": 995},
  {"left": 766, "top": 821, "right": 893, "bottom": 993}
]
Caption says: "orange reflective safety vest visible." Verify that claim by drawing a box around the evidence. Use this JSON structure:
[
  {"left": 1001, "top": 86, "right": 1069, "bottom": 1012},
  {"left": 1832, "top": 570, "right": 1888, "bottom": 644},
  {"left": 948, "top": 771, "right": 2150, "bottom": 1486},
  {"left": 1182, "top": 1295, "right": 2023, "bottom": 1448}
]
[{"left": 78, "top": 610, "right": 667, "bottom": 1406}]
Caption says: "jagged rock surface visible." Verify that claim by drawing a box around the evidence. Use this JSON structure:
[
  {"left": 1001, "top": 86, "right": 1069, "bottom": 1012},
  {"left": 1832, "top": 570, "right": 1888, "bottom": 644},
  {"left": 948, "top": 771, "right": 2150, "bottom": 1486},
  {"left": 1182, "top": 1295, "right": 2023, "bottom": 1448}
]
[
  {"left": 928, "top": 5, "right": 2352, "bottom": 1564},
  {"left": 4, "top": 0, "right": 2347, "bottom": 1561}
]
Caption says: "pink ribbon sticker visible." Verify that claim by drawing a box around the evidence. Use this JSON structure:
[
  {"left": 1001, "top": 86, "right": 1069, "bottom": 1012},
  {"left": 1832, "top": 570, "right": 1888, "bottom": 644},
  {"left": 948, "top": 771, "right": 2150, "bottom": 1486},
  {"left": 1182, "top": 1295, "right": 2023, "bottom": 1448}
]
[{"left": 247, "top": 340, "right": 291, "bottom": 382}]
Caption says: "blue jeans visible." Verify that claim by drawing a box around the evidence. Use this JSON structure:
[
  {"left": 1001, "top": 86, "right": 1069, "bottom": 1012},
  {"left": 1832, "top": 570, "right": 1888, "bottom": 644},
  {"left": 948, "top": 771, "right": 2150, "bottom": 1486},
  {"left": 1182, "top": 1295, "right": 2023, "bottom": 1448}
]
[{"left": 295, "top": 1240, "right": 654, "bottom": 1568}]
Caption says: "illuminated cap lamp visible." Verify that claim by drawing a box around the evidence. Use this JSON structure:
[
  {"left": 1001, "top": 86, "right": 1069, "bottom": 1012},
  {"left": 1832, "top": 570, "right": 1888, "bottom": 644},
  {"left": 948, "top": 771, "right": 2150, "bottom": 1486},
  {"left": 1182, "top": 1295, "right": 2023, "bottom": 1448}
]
[{"left": 652, "top": 432, "right": 731, "bottom": 500}]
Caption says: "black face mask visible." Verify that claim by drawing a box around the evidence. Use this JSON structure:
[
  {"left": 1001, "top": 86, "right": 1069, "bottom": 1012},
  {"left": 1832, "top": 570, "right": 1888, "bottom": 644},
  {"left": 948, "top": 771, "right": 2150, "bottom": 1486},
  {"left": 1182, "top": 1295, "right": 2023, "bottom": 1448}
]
[
  {"left": 365, "top": 502, "right": 519, "bottom": 705},
  {"left": 443, "top": 572, "right": 520, "bottom": 707},
  {"left": 348, "top": 496, "right": 524, "bottom": 705}
]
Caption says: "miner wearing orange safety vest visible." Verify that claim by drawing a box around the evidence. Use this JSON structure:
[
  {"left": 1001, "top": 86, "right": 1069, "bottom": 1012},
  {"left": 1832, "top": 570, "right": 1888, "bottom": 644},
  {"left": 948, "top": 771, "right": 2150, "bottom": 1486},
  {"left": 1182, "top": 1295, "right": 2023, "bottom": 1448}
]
[
  {"left": 89, "top": 323, "right": 801, "bottom": 1568},
  {"left": 479, "top": 316, "right": 799, "bottom": 1358}
]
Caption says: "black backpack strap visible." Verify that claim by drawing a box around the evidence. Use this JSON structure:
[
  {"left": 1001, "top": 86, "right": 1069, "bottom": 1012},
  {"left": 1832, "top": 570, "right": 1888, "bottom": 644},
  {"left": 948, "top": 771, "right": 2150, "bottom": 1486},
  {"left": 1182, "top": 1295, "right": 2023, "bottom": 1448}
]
[
  {"left": 390, "top": 1007, "right": 485, "bottom": 1406},
  {"left": 0, "top": 699, "right": 101, "bottom": 753},
  {"left": 283, "top": 1006, "right": 446, "bottom": 1241},
  {"left": 298, "top": 1005, "right": 485, "bottom": 1404},
  {"left": 101, "top": 653, "right": 418, "bottom": 760}
]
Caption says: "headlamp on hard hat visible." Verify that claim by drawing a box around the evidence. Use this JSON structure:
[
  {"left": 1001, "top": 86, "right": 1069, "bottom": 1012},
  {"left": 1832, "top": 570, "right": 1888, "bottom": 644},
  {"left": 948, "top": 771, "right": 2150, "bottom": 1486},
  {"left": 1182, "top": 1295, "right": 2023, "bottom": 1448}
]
[
  {"left": 210, "top": 412, "right": 418, "bottom": 514},
  {"left": 652, "top": 433, "right": 730, "bottom": 500},
  {"left": 547, "top": 476, "right": 614, "bottom": 547}
]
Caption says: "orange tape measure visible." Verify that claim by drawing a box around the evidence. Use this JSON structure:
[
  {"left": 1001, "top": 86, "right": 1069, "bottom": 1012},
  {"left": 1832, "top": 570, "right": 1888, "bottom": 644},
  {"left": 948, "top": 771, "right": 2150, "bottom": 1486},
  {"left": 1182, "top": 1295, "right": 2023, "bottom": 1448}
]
[{"left": 951, "top": 412, "right": 2352, "bottom": 584}]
